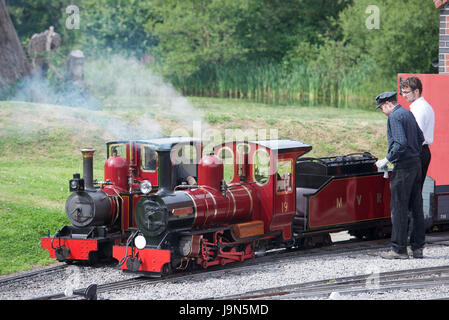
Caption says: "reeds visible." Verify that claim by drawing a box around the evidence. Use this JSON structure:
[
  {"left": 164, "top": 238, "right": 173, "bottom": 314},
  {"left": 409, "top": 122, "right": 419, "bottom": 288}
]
[{"left": 169, "top": 61, "right": 374, "bottom": 109}]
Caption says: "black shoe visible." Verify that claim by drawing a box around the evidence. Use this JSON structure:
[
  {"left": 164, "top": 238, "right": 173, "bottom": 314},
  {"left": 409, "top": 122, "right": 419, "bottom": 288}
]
[
  {"left": 412, "top": 248, "right": 423, "bottom": 259},
  {"left": 380, "top": 250, "right": 409, "bottom": 260}
]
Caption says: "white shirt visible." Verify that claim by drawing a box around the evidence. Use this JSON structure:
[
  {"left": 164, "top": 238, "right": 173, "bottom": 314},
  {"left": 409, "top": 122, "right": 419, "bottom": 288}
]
[{"left": 410, "top": 96, "right": 435, "bottom": 146}]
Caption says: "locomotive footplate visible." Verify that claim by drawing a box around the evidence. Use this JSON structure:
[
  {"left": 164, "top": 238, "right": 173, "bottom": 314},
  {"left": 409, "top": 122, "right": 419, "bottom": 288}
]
[
  {"left": 41, "top": 226, "right": 122, "bottom": 263},
  {"left": 112, "top": 245, "right": 171, "bottom": 275}
]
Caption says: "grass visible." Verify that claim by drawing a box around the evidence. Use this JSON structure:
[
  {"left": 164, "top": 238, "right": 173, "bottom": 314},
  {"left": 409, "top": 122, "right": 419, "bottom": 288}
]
[
  {"left": 189, "top": 97, "right": 388, "bottom": 158},
  {"left": 0, "top": 97, "right": 389, "bottom": 275}
]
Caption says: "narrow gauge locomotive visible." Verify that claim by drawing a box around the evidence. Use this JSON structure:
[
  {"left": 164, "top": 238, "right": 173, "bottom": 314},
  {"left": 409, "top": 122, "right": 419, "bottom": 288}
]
[
  {"left": 41, "top": 137, "right": 202, "bottom": 264},
  {"left": 113, "top": 139, "right": 392, "bottom": 275}
]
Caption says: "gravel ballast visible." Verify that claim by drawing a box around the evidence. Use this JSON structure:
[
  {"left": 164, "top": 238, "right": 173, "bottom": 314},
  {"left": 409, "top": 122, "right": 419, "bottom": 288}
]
[{"left": 2, "top": 237, "right": 449, "bottom": 300}]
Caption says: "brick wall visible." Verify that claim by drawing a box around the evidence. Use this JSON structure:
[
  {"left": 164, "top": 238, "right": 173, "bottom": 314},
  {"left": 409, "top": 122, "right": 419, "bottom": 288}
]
[
  {"left": 434, "top": 0, "right": 449, "bottom": 8},
  {"left": 437, "top": 1, "right": 449, "bottom": 73}
]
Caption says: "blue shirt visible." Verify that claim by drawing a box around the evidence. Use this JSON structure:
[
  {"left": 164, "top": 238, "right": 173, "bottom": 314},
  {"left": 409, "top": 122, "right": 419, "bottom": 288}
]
[{"left": 386, "top": 105, "right": 424, "bottom": 164}]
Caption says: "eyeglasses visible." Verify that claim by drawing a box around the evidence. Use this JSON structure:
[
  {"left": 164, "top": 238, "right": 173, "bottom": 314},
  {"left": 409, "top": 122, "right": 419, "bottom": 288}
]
[{"left": 401, "top": 90, "right": 412, "bottom": 95}]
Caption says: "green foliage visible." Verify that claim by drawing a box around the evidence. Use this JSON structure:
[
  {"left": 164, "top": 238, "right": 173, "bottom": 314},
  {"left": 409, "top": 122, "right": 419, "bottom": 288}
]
[
  {"left": 146, "top": 0, "right": 251, "bottom": 78},
  {"left": 6, "top": 0, "right": 67, "bottom": 40},
  {"left": 338, "top": 0, "right": 439, "bottom": 78},
  {"left": 145, "top": 0, "right": 350, "bottom": 78},
  {"left": 80, "top": 0, "right": 157, "bottom": 58},
  {"left": 6, "top": 0, "right": 81, "bottom": 54}
]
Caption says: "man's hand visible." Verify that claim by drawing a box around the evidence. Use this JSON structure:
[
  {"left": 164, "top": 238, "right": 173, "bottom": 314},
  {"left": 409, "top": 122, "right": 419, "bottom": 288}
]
[
  {"left": 187, "top": 176, "right": 196, "bottom": 185},
  {"left": 375, "top": 157, "right": 389, "bottom": 170}
]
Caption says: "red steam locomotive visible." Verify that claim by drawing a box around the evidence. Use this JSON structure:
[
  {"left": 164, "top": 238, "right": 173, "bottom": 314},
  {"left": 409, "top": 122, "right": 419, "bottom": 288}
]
[{"left": 112, "top": 139, "right": 393, "bottom": 275}]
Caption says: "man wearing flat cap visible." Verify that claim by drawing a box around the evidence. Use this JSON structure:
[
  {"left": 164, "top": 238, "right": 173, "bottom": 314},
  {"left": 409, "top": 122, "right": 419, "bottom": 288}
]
[{"left": 375, "top": 91, "right": 425, "bottom": 259}]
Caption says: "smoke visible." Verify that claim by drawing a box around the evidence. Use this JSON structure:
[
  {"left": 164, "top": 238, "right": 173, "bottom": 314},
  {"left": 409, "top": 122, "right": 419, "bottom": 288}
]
[{"left": 9, "top": 55, "right": 206, "bottom": 141}]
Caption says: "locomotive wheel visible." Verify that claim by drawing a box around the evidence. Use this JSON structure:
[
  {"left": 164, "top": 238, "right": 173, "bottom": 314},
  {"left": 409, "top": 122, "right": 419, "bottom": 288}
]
[
  {"left": 372, "top": 228, "right": 385, "bottom": 240},
  {"left": 303, "top": 237, "right": 314, "bottom": 249},
  {"left": 88, "top": 251, "right": 99, "bottom": 266},
  {"left": 322, "top": 233, "right": 332, "bottom": 246},
  {"left": 161, "top": 263, "right": 172, "bottom": 276}
]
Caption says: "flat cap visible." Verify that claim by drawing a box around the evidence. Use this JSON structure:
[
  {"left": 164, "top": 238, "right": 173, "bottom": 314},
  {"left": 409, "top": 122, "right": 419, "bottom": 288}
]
[{"left": 375, "top": 91, "right": 397, "bottom": 109}]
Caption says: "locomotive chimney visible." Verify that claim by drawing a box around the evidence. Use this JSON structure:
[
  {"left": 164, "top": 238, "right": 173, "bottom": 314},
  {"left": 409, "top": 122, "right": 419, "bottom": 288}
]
[
  {"left": 81, "top": 148, "right": 96, "bottom": 191},
  {"left": 157, "top": 150, "right": 174, "bottom": 195}
]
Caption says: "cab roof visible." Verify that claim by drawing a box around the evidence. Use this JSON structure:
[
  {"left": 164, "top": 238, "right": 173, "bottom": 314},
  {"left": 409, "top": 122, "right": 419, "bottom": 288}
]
[
  {"left": 251, "top": 139, "right": 312, "bottom": 153},
  {"left": 216, "top": 139, "right": 312, "bottom": 154},
  {"left": 107, "top": 137, "right": 202, "bottom": 151}
]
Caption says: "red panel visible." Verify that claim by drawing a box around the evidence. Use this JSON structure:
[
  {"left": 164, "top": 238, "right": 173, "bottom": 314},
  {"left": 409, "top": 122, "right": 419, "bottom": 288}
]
[
  {"left": 121, "top": 196, "right": 130, "bottom": 231},
  {"left": 112, "top": 246, "right": 171, "bottom": 273},
  {"left": 41, "top": 237, "right": 98, "bottom": 261},
  {"left": 398, "top": 74, "right": 449, "bottom": 185},
  {"left": 271, "top": 154, "right": 296, "bottom": 240},
  {"left": 308, "top": 174, "right": 391, "bottom": 228}
]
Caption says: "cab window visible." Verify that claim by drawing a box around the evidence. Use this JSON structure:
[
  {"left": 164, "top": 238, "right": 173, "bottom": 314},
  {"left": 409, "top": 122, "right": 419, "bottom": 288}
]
[
  {"left": 253, "top": 149, "right": 270, "bottom": 186},
  {"left": 236, "top": 143, "right": 250, "bottom": 180},
  {"left": 141, "top": 146, "right": 158, "bottom": 172},
  {"left": 108, "top": 143, "right": 127, "bottom": 159},
  {"left": 276, "top": 160, "right": 293, "bottom": 193},
  {"left": 172, "top": 144, "right": 198, "bottom": 165}
]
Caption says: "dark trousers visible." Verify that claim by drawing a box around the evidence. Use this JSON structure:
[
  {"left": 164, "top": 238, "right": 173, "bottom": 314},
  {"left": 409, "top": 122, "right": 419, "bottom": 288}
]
[
  {"left": 420, "top": 145, "right": 431, "bottom": 189},
  {"left": 390, "top": 157, "right": 424, "bottom": 253}
]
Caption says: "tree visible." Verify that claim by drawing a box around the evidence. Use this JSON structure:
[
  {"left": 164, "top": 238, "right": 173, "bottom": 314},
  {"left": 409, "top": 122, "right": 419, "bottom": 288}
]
[
  {"left": 0, "top": 0, "right": 30, "bottom": 87},
  {"left": 146, "top": 0, "right": 249, "bottom": 78},
  {"left": 5, "top": 0, "right": 68, "bottom": 42},
  {"left": 144, "top": 0, "right": 351, "bottom": 79},
  {"left": 236, "top": 0, "right": 349, "bottom": 62},
  {"left": 80, "top": 0, "right": 157, "bottom": 58},
  {"left": 338, "top": 0, "right": 439, "bottom": 77}
]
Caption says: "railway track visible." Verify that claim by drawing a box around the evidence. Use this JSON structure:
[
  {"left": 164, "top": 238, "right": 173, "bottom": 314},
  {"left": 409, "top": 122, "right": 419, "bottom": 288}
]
[
  {"left": 26, "top": 237, "right": 393, "bottom": 300},
  {"left": 17, "top": 231, "right": 449, "bottom": 300},
  {"left": 214, "top": 265, "right": 449, "bottom": 300},
  {"left": 0, "top": 264, "right": 68, "bottom": 286}
]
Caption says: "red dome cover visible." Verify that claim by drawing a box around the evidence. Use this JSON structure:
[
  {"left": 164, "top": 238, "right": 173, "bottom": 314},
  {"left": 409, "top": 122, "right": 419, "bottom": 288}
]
[
  {"left": 198, "top": 154, "right": 223, "bottom": 190},
  {"left": 104, "top": 156, "right": 128, "bottom": 191}
]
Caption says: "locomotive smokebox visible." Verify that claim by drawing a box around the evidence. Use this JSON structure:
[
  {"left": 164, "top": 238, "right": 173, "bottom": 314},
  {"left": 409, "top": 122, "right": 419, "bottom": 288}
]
[
  {"left": 65, "top": 190, "right": 113, "bottom": 227},
  {"left": 81, "top": 148, "right": 95, "bottom": 191}
]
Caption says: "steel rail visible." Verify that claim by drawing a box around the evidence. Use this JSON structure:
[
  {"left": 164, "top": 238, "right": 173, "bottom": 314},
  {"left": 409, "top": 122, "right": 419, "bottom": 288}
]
[
  {"left": 0, "top": 264, "right": 68, "bottom": 286},
  {"left": 214, "top": 265, "right": 449, "bottom": 300}
]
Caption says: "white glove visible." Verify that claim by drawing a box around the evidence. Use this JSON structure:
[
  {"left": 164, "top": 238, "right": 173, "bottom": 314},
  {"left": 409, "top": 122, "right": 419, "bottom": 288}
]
[{"left": 375, "top": 157, "right": 389, "bottom": 170}]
